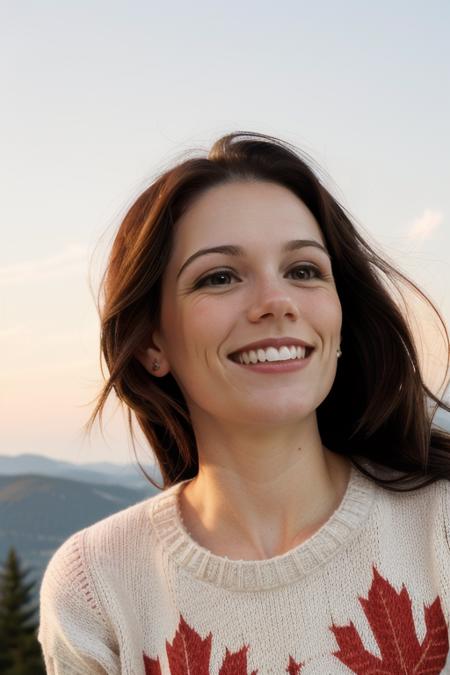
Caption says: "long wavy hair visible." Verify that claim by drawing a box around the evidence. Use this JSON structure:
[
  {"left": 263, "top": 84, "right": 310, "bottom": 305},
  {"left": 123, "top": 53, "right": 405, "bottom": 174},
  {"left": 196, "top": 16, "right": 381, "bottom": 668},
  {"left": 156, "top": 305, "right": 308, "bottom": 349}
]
[{"left": 86, "top": 131, "right": 450, "bottom": 492}]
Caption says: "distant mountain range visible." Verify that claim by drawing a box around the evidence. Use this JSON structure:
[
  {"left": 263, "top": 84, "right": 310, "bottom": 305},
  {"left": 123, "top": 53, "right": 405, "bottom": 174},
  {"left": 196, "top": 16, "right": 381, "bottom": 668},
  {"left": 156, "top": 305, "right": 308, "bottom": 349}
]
[
  {"left": 0, "top": 454, "right": 163, "bottom": 602},
  {"left": 0, "top": 452, "right": 162, "bottom": 490}
]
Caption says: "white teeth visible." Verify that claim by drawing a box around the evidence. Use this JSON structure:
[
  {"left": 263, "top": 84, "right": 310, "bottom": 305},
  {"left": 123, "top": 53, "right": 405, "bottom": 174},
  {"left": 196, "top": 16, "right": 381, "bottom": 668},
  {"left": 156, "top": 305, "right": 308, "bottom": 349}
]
[
  {"left": 266, "top": 347, "right": 280, "bottom": 362},
  {"left": 278, "top": 346, "right": 292, "bottom": 361},
  {"left": 235, "top": 344, "right": 309, "bottom": 364}
]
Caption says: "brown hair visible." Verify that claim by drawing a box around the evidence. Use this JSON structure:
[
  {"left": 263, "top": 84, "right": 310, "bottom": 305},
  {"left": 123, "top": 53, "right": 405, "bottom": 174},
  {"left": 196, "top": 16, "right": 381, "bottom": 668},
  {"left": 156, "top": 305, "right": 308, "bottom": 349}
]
[{"left": 86, "top": 131, "right": 450, "bottom": 492}]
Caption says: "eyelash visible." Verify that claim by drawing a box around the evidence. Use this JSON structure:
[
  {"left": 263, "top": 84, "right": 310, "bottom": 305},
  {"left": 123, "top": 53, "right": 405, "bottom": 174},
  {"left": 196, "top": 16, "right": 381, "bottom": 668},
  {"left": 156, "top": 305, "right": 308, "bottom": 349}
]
[{"left": 193, "top": 264, "right": 324, "bottom": 289}]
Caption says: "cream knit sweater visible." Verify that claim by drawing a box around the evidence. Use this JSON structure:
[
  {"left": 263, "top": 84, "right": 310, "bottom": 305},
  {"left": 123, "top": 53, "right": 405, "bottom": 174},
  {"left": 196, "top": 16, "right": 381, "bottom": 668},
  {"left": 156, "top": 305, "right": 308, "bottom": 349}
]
[{"left": 38, "top": 463, "right": 450, "bottom": 674}]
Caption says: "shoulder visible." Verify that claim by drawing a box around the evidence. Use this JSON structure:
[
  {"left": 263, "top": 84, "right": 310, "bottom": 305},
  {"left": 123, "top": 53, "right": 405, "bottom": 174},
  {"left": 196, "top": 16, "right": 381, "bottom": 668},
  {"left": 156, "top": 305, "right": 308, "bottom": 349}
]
[
  {"left": 38, "top": 490, "right": 170, "bottom": 656},
  {"left": 372, "top": 473, "right": 450, "bottom": 541},
  {"left": 38, "top": 497, "right": 168, "bottom": 675},
  {"left": 42, "top": 489, "right": 168, "bottom": 584},
  {"left": 375, "top": 473, "right": 449, "bottom": 507}
]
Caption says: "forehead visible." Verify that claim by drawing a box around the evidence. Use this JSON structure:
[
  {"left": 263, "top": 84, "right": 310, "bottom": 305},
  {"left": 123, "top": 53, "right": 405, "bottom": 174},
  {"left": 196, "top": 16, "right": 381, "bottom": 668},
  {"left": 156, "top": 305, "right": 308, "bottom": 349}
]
[{"left": 172, "top": 180, "right": 324, "bottom": 253}]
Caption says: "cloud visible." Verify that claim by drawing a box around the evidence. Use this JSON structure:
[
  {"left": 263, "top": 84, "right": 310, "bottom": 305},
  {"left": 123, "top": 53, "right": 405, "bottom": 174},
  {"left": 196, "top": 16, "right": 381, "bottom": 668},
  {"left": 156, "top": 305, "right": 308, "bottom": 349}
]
[
  {"left": 406, "top": 209, "right": 443, "bottom": 241},
  {"left": 0, "top": 244, "right": 88, "bottom": 286}
]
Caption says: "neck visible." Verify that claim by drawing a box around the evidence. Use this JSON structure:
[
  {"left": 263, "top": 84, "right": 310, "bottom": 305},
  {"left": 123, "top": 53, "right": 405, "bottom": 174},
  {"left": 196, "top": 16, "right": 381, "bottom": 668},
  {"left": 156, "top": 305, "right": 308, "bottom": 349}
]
[{"left": 179, "top": 415, "right": 352, "bottom": 560}]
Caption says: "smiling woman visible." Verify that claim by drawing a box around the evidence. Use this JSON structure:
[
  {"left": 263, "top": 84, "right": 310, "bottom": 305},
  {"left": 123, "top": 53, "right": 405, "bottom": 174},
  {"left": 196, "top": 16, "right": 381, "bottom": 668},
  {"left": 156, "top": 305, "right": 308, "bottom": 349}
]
[
  {"left": 38, "top": 132, "right": 450, "bottom": 674},
  {"left": 136, "top": 180, "right": 343, "bottom": 452}
]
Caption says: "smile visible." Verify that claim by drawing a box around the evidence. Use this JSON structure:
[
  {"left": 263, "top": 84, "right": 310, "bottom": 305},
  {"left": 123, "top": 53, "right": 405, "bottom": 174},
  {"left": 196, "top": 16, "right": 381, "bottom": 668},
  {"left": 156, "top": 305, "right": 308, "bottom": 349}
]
[{"left": 234, "top": 344, "right": 310, "bottom": 364}]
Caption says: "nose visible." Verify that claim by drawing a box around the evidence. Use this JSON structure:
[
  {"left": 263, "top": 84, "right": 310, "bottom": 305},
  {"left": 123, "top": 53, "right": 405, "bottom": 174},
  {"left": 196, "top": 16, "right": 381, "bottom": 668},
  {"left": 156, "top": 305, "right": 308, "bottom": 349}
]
[{"left": 246, "top": 279, "right": 300, "bottom": 323}]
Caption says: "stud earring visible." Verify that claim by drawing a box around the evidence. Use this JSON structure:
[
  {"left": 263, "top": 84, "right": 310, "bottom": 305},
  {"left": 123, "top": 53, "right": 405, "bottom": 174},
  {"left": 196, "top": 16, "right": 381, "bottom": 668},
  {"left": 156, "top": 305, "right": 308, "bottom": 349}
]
[
  {"left": 152, "top": 359, "right": 160, "bottom": 371},
  {"left": 336, "top": 348, "right": 342, "bottom": 358}
]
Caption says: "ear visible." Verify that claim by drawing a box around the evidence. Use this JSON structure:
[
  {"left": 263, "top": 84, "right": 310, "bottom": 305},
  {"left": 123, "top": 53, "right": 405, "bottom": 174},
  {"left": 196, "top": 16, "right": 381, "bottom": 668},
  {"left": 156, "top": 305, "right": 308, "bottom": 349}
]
[{"left": 134, "top": 329, "right": 170, "bottom": 377}]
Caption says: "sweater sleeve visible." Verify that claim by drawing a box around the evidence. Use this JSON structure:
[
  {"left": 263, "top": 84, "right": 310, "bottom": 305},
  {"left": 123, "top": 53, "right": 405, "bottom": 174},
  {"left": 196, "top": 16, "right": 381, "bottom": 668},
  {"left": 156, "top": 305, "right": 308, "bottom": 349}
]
[{"left": 38, "top": 530, "right": 120, "bottom": 675}]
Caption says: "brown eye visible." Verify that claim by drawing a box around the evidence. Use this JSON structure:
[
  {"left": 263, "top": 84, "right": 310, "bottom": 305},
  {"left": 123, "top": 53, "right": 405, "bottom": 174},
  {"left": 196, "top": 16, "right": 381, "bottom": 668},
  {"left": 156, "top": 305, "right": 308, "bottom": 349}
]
[
  {"left": 288, "top": 265, "right": 322, "bottom": 281},
  {"left": 194, "top": 269, "right": 240, "bottom": 288}
]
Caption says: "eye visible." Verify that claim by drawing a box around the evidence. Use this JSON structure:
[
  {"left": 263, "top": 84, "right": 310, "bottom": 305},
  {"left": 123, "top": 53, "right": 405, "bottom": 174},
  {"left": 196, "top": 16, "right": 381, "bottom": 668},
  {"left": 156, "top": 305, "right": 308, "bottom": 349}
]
[
  {"left": 287, "top": 264, "right": 323, "bottom": 281},
  {"left": 194, "top": 269, "right": 240, "bottom": 288}
]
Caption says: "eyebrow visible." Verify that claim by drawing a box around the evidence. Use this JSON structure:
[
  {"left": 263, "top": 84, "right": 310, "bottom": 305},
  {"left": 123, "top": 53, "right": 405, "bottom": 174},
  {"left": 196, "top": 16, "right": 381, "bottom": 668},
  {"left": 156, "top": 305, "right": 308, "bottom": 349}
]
[{"left": 176, "top": 239, "right": 330, "bottom": 280}]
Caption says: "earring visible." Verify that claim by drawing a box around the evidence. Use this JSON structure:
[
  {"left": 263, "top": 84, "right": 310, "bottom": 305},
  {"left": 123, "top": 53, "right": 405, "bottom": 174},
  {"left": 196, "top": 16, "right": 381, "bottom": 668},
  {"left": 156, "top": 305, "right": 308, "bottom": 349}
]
[
  {"left": 152, "top": 359, "right": 160, "bottom": 371},
  {"left": 336, "top": 348, "right": 342, "bottom": 358}
]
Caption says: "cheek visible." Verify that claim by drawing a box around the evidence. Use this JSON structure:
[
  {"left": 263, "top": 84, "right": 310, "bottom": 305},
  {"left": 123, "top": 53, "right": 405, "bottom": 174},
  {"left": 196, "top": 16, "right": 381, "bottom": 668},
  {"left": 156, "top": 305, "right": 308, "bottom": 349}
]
[
  {"left": 164, "top": 298, "right": 229, "bottom": 365},
  {"left": 184, "top": 296, "right": 233, "bottom": 342},
  {"left": 307, "top": 292, "right": 342, "bottom": 334},
  {"left": 166, "top": 303, "right": 228, "bottom": 404}
]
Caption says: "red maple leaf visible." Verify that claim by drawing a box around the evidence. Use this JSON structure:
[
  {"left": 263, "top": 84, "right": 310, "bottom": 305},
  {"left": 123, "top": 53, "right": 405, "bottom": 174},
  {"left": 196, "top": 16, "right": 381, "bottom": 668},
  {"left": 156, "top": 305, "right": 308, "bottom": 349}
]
[
  {"left": 285, "top": 654, "right": 304, "bottom": 673},
  {"left": 330, "top": 564, "right": 449, "bottom": 674},
  {"left": 165, "top": 614, "right": 212, "bottom": 674},
  {"left": 143, "top": 652, "right": 162, "bottom": 675},
  {"left": 143, "top": 615, "right": 260, "bottom": 674},
  {"left": 218, "top": 644, "right": 258, "bottom": 674}
]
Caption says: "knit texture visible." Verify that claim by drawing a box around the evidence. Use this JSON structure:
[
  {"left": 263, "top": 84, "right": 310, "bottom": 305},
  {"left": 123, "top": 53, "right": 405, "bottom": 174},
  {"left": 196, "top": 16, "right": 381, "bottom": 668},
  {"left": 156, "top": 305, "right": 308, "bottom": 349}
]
[{"left": 38, "top": 462, "right": 450, "bottom": 674}]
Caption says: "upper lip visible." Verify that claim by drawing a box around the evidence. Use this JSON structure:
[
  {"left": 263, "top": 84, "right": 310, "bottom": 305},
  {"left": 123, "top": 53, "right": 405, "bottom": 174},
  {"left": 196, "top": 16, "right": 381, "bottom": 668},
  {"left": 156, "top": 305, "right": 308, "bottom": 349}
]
[{"left": 228, "top": 337, "right": 314, "bottom": 359}]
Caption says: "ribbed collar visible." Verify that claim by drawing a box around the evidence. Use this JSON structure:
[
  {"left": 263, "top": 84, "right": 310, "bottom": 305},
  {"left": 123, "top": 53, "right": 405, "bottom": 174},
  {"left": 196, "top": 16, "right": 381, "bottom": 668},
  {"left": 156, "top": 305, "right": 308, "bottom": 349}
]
[{"left": 148, "top": 463, "right": 376, "bottom": 591}]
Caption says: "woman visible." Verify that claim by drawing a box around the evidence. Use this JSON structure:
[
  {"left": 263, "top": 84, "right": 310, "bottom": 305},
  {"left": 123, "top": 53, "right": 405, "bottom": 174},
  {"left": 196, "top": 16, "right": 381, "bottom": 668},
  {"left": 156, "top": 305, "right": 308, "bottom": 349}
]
[{"left": 38, "top": 132, "right": 450, "bottom": 674}]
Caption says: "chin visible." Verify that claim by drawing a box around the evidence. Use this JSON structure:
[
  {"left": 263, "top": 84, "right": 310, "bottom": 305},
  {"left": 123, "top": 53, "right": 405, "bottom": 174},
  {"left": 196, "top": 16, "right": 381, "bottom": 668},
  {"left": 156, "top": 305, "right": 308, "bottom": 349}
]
[{"left": 233, "top": 402, "right": 316, "bottom": 427}]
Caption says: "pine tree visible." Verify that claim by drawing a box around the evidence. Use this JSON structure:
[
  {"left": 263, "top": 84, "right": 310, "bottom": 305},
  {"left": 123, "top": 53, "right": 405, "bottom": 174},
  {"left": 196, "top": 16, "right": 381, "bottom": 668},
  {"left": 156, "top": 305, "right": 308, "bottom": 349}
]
[{"left": 0, "top": 547, "right": 46, "bottom": 674}]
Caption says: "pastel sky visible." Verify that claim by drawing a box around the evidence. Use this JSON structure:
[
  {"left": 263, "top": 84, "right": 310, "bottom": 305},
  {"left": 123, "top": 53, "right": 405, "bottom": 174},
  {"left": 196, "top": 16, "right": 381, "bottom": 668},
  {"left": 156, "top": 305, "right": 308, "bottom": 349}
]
[{"left": 2, "top": 1, "right": 449, "bottom": 465}]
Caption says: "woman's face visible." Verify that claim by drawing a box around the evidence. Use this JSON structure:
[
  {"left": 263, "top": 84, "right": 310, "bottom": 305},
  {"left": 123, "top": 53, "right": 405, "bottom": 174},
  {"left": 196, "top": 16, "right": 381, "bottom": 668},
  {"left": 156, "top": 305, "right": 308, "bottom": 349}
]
[{"left": 149, "top": 180, "right": 342, "bottom": 430}]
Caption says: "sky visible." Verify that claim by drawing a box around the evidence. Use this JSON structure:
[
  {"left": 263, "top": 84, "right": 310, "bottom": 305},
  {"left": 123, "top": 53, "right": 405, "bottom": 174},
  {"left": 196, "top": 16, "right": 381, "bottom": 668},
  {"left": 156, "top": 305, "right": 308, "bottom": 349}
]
[{"left": 1, "top": 0, "right": 450, "bottom": 465}]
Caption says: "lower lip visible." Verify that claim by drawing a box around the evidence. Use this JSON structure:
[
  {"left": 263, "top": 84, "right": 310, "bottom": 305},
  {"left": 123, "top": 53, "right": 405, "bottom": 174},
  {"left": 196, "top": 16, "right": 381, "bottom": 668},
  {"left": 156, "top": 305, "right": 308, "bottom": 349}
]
[{"left": 228, "top": 351, "right": 314, "bottom": 373}]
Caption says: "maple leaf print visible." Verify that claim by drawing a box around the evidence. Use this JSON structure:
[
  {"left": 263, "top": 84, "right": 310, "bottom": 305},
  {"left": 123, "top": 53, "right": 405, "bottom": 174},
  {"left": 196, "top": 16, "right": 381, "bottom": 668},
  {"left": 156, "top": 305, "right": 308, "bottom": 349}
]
[
  {"left": 219, "top": 644, "right": 258, "bottom": 674},
  {"left": 330, "top": 564, "right": 449, "bottom": 674},
  {"left": 143, "top": 652, "right": 162, "bottom": 675},
  {"left": 143, "top": 615, "right": 260, "bottom": 674},
  {"left": 285, "top": 654, "right": 304, "bottom": 673},
  {"left": 165, "top": 614, "right": 212, "bottom": 674}
]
